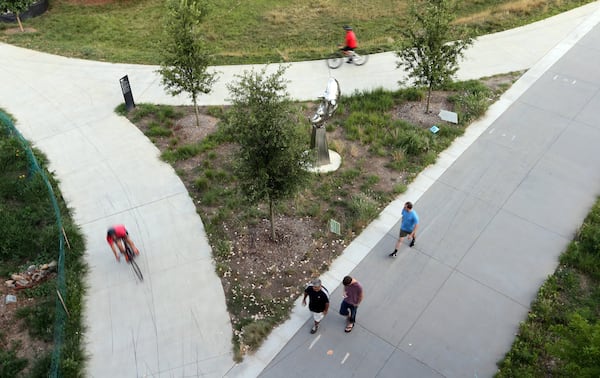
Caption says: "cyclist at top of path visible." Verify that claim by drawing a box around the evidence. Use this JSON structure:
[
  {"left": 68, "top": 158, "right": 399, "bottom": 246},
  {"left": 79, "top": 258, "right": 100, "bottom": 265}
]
[
  {"left": 106, "top": 224, "right": 139, "bottom": 262},
  {"left": 341, "top": 25, "right": 358, "bottom": 62}
]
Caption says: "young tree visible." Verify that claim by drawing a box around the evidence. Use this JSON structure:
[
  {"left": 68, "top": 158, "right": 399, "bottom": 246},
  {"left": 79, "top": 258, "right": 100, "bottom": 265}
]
[
  {"left": 396, "top": 0, "right": 473, "bottom": 112},
  {"left": 158, "top": 0, "right": 217, "bottom": 127},
  {"left": 0, "top": 0, "right": 35, "bottom": 32},
  {"left": 226, "top": 66, "right": 312, "bottom": 241}
]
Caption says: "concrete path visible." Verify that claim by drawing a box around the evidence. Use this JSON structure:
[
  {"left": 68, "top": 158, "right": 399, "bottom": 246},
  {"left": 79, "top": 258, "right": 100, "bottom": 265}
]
[
  {"left": 0, "top": 35, "right": 235, "bottom": 378},
  {"left": 0, "top": 2, "right": 599, "bottom": 377}
]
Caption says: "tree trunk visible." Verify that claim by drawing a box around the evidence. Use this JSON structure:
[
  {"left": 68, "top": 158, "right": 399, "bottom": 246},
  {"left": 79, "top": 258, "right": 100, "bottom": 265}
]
[
  {"left": 269, "top": 198, "right": 276, "bottom": 241},
  {"left": 426, "top": 83, "right": 432, "bottom": 113},
  {"left": 16, "top": 14, "right": 24, "bottom": 32},
  {"left": 193, "top": 95, "right": 200, "bottom": 127}
]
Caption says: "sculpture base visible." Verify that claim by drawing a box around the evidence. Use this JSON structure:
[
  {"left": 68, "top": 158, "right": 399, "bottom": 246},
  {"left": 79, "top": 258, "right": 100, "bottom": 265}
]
[{"left": 305, "top": 150, "right": 341, "bottom": 173}]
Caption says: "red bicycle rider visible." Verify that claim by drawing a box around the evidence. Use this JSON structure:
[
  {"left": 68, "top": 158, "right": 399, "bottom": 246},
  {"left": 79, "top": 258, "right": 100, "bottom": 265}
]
[
  {"left": 106, "top": 224, "right": 140, "bottom": 262},
  {"left": 340, "top": 25, "right": 358, "bottom": 63}
]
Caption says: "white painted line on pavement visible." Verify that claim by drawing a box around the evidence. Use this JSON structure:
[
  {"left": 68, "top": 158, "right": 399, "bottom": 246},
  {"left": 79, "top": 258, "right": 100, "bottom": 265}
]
[
  {"left": 308, "top": 335, "right": 321, "bottom": 350},
  {"left": 340, "top": 352, "right": 350, "bottom": 364}
]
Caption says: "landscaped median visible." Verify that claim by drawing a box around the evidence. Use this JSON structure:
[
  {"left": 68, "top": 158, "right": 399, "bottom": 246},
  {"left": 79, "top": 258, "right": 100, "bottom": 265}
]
[{"left": 117, "top": 74, "right": 519, "bottom": 359}]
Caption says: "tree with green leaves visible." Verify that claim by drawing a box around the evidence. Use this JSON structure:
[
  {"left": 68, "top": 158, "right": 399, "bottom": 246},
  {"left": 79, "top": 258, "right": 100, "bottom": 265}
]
[
  {"left": 225, "top": 66, "right": 312, "bottom": 241},
  {"left": 0, "top": 0, "right": 35, "bottom": 32},
  {"left": 158, "top": 0, "right": 217, "bottom": 127},
  {"left": 396, "top": 0, "right": 473, "bottom": 112}
]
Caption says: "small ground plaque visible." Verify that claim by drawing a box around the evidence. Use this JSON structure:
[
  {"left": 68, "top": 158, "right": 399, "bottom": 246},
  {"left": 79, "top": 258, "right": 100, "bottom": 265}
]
[
  {"left": 329, "top": 219, "right": 341, "bottom": 235},
  {"left": 438, "top": 109, "right": 458, "bottom": 124}
]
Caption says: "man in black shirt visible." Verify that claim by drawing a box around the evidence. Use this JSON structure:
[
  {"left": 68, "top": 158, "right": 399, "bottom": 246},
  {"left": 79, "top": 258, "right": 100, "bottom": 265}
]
[{"left": 302, "top": 278, "right": 330, "bottom": 334}]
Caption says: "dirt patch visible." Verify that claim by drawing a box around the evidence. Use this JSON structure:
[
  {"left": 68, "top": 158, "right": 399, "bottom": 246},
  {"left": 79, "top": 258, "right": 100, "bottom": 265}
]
[
  {"left": 3, "top": 27, "right": 37, "bottom": 35},
  {"left": 395, "top": 90, "right": 454, "bottom": 127},
  {"left": 65, "top": 0, "right": 119, "bottom": 5},
  {"left": 0, "top": 285, "right": 52, "bottom": 374}
]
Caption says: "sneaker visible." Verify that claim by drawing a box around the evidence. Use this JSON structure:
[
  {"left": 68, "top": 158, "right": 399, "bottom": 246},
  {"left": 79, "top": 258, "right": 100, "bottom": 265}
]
[
  {"left": 388, "top": 251, "right": 397, "bottom": 257},
  {"left": 310, "top": 324, "right": 318, "bottom": 334},
  {"left": 346, "top": 59, "right": 353, "bottom": 64}
]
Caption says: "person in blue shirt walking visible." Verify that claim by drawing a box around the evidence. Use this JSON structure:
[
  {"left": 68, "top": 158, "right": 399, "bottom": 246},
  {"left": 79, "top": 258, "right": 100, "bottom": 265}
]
[{"left": 389, "top": 201, "right": 419, "bottom": 257}]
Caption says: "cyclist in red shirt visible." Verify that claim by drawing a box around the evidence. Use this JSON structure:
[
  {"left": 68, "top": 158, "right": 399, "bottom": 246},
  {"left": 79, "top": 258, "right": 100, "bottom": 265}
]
[
  {"left": 106, "top": 224, "right": 140, "bottom": 262},
  {"left": 340, "top": 25, "right": 358, "bottom": 63}
]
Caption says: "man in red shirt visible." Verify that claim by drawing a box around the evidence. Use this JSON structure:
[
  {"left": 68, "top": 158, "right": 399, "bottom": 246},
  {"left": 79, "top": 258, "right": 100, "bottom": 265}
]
[
  {"left": 106, "top": 224, "right": 140, "bottom": 262},
  {"left": 341, "top": 25, "right": 358, "bottom": 63}
]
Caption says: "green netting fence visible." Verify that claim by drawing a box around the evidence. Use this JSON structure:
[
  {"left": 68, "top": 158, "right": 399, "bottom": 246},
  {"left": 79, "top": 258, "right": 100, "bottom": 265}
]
[{"left": 0, "top": 110, "right": 67, "bottom": 377}]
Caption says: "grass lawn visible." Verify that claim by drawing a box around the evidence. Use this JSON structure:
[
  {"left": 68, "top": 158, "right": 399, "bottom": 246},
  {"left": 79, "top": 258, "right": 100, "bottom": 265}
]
[{"left": 0, "top": 0, "right": 595, "bottom": 65}]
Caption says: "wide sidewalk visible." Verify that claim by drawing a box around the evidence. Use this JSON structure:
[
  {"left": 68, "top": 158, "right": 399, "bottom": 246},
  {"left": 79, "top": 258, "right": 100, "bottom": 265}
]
[{"left": 0, "top": 2, "right": 599, "bottom": 377}]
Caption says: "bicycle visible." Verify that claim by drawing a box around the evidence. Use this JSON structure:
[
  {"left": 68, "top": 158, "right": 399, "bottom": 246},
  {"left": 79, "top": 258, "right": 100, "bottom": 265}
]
[
  {"left": 326, "top": 49, "right": 368, "bottom": 69},
  {"left": 122, "top": 239, "right": 143, "bottom": 281}
]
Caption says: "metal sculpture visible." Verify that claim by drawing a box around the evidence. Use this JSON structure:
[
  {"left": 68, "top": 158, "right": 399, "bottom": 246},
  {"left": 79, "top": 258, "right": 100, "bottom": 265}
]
[{"left": 310, "top": 78, "right": 340, "bottom": 166}]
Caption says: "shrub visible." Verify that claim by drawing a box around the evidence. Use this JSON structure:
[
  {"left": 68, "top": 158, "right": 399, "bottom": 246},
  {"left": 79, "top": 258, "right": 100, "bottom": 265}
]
[
  {"left": 171, "top": 144, "right": 202, "bottom": 161},
  {"left": 16, "top": 299, "right": 55, "bottom": 342},
  {"left": 195, "top": 177, "right": 209, "bottom": 190},
  {"left": 348, "top": 193, "right": 379, "bottom": 227},
  {"left": 0, "top": 344, "right": 28, "bottom": 377},
  {"left": 546, "top": 313, "right": 600, "bottom": 376},
  {"left": 343, "top": 112, "right": 390, "bottom": 143},
  {"left": 156, "top": 106, "right": 178, "bottom": 123},
  {"left": 341, "top": 168, "right": 361, "bottom": 181},
  {"left": 446, "top": 80, "right": 492, "bottom": 124},
  {"left": 396, "top": 87, "right": 424, "bottom": 102},
  {"left": 561, "top": 217, "right": 600, "bottom": 280},
  {"left": 130, "top": 104, "right": 159, "bottom": 122},
  {"left": 362, "top": 174, "right": 380, "bottom": 190},
  {"left": 344, "top": 88, "right": 394, "bottom": 113},
  {"left": 241, "top": 320, "right": 272, "bottom": 350},
  {"left": 397, "top": 130, "right": 430, "bottom": 156},
  {"left": 146, "top": 122, "right": 172, "bottom": 137},
  {"left": 393, "top": 183, "right": 407, "bottom": 194},
  {"left": 201, "top": 188, "right": 221, "bottom": 206}
]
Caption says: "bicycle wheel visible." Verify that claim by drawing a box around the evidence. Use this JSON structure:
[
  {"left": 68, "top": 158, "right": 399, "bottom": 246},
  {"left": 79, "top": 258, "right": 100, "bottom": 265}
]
[
  {"left": 352, "top": 52, "right": 369, "bottom": 66},
  {"left": 124, "top": 243, "right": 143, "bottom": 281},
  {"left": 130, "top": 257, "right": 144, "bottom": 282},
  {"left": 326, "top": 53, "right": 343, "bottom": 69}
]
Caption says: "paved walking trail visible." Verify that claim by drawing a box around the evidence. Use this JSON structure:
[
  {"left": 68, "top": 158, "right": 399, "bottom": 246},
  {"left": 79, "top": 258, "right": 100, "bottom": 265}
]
[{"left": 1, "top": 2, "right": 600, "bottom": 377}]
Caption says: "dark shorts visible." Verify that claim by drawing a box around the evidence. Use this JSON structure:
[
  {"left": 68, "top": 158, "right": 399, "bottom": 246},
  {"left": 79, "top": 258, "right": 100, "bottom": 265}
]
[
  {"left": 339, "top": 300, "right": 358, "bottom": 323},
  {"left": 341, "top": 46, "right": 355, "bottom": 51},
  {"left": 399, "top": 229, "right": 411, "bottom": 237},
  {"left": 108, "top": 229, "right": 128, "bottom": 238}
]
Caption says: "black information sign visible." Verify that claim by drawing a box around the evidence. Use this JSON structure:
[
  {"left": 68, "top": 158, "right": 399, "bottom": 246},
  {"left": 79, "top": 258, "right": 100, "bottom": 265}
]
[{"left": 119, "top": 75, "right": 135, "bottom": 112}]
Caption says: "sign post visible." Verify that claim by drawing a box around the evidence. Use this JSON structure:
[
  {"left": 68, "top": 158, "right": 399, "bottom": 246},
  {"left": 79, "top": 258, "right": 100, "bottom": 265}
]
[{"left": 119, "top": 75, "right": 135, "bottom": 112}]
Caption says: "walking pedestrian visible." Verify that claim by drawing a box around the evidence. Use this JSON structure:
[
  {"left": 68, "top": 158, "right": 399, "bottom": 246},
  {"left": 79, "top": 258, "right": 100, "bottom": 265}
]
[
  {"left": 302, "top": 278, "right": 330, "bottom": 334},
  {"left": 389, "top": 201, "right": 419, "bottom": 257},
  {"left": 339, "top": 275, "right": 363, "bottom": 333}
]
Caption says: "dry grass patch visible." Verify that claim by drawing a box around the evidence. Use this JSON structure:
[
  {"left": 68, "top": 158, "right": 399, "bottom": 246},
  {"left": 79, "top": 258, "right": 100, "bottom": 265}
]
[{"left": 456, "top": 0, "right": 566, "bottom": 25}]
